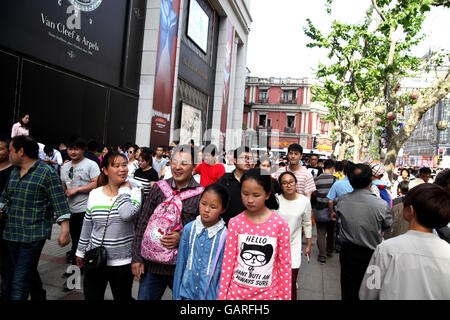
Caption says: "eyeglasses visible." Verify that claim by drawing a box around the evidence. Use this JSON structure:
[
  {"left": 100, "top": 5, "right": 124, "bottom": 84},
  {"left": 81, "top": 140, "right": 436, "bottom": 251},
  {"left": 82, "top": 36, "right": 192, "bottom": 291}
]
[
  {"left": 281, "top": 180, "right": 296, "bottom": 186},
  {"left": 69, "top": 167, "right": 74, "bottom": 180}
]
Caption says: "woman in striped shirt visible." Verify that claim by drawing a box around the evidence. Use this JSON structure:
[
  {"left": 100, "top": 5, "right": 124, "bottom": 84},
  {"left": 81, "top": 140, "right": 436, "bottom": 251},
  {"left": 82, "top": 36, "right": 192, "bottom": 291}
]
[
  {"left": 76, "top": 151, "right": 141, "bottom": 301},
  {"left": 133, "top": 147, "right": 159, "bottom": 201}
]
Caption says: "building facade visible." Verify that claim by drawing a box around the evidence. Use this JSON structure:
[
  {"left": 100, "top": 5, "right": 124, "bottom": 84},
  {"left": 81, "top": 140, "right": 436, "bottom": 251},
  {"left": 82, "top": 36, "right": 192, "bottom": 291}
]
[
  {"left": 398, "top": 61, "right": 450, "bottom": 168},
  {"left": 0, "top": 0, "right": 252, "bottom": 151},
  {"left": 243, "top": 76, "right": 333, "bottom": 155},
  {"left": 136, "top": 0, "right": 252, "bottom": 151}
]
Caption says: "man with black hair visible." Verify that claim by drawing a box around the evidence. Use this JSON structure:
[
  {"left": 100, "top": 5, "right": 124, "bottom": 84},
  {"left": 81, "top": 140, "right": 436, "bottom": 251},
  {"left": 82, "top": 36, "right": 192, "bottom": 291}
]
[
  {"left": 84, "top": 139, "right": 100, "bottom": 168},
  {"left": 60, "top": 136, "right": 100, "bottom": 267},
  {"left": 153, "top": 145, "right": 169, "bottom": 179},
  {"left": 132, "top": 144, "right": 202, "bottom": 300},
  {"left": 433, "top": 169, "right": 450, "bottom": 243},
  {"left": 360, "top": 183, "right": 450, "bottom": 299},
  {"left": 409, "top": 166, "right": 432, "bottom": 189},
  {"left": 272, "top": 144, "right": 316, "bottom": 198},
  {"left": 217, "top": 146, "right": 253, "bottom": 224},
  {"left": 43, "top": 145, "right": 63, "bottom": 173},
  {"left": 307, "top": 154, "right": 323, "bottom": 178},
  {"left": 0, "top": 135, "right": 71, "bottom": 300},
  {"left": 335, "top": 163, "right": 392, "bottom": 300},
  {"left": 313, "top": 159, "right": 336, "bottom": 264}
]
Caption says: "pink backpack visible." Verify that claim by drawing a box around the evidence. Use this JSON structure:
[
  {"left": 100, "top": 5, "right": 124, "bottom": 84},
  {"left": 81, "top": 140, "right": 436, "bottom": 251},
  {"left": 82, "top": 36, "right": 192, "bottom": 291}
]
[{"left": 140, "top": 180, "right": 204, "bottom": 264}]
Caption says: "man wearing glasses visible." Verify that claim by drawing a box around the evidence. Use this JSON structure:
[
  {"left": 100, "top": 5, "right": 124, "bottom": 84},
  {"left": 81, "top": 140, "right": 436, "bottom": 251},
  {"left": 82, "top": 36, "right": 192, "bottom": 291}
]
[
  {"left": 60, "top": 137, "right": 100, "bottom": 269},
  {"left": 217, "top": 146, "right": 255, "bottom": 225}
]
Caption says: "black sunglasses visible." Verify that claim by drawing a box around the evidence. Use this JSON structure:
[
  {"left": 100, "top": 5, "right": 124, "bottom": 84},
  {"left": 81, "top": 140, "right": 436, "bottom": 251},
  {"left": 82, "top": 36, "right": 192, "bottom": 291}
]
[{"left": 69, "top": 167, "right": 73, "bottom": 180}]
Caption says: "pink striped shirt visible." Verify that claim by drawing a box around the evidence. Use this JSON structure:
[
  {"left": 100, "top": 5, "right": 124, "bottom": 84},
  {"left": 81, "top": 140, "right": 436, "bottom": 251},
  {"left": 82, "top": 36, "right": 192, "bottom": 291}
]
[
  {"left": 218, "top": 211, "right": 292, "bottom": 300},
  {"left": 272, "top": 165, "right": 316, "bottom": 195}
]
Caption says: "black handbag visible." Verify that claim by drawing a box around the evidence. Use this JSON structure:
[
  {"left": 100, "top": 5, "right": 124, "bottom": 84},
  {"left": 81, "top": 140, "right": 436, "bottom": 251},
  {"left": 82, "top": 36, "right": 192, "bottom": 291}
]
[{"left": 84, "top": 199, "right": 117, "bottom": 272}]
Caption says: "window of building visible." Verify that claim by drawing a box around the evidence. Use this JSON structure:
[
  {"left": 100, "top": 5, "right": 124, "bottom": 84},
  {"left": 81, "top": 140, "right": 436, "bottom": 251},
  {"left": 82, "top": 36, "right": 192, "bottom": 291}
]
[
  {"left": 259, "top": 114, "right": 267, "bottom": 126},
  {"left": 282, "top": 89, "right": 297, "bottom": 103},
  {"left": 287, "top": 115, "right": 295, "bottom": 128},
  {"left": 258, "top": 89, "right": 268, "bottom": 103}
]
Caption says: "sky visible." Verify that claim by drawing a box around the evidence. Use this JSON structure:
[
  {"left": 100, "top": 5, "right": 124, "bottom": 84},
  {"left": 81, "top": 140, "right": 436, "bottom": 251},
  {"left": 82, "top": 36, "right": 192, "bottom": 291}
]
[{"left": 246, "top": 0, "right": 450, "bottom": 79}]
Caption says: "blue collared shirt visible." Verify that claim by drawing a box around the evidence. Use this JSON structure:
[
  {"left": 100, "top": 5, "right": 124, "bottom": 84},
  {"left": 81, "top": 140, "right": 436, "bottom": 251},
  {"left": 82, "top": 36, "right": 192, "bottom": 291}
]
[
  {"left": 172, "top": 216, "right": 227, "bottom": 300},
  {"left": 327, "top": 176, "right": 354, "bottom": 201}
]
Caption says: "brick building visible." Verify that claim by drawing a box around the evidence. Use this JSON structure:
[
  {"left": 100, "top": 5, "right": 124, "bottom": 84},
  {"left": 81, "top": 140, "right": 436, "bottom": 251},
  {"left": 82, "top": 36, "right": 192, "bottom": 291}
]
[{"left": 243, "top": 76, "right": 333, "bottom": 155}]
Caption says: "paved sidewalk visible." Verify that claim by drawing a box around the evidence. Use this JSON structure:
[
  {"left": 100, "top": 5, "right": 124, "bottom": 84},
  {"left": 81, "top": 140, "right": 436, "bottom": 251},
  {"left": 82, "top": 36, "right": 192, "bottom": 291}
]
[{"left": 28, "top": 223, "right": 341, "bottom": 300}]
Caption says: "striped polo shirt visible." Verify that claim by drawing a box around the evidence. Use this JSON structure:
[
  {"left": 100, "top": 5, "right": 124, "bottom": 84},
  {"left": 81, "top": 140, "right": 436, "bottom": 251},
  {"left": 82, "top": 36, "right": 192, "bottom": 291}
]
[{"left": 273, "top": 165, "right": 316, "bottom": 195}]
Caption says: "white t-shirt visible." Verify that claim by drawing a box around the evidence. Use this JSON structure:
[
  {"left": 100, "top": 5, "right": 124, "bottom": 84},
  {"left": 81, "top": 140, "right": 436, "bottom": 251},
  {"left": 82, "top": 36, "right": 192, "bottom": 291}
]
[
  {"left": 275, "top": 194, "right": 312, "bottom": 268},
  {"left": 359, "top": 230, "right": 450, "bottom": 300},
  {"left": 61, "top": 158, "right": 101, "bottom": 212}
]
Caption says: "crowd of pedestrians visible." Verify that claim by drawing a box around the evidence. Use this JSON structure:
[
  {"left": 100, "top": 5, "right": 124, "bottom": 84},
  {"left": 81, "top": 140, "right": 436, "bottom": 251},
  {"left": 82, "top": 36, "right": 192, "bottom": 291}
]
[{"left": 0, "top": 131, "right": 449, "bottom": 301}]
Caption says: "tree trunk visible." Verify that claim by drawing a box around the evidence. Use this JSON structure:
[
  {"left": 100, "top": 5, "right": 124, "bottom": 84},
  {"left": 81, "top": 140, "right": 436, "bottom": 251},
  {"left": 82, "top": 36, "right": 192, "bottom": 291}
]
[
  {"left": 338, "top": 140, "right": 350, "bottom": 160},
  {"left": 352, "top": 132, "right": 362, "bottom": 163},
  {"left": 384, "top": 66, "right": 450, "bottom": 180}
]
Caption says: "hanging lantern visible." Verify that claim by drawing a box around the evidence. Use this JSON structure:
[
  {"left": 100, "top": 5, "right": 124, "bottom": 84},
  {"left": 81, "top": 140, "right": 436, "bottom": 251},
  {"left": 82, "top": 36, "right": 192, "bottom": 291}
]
[
  {"left": 409, "top": 91, "right": 419, "bottom": 100},
  {"left": 436, "top": 120, "right": 448, "bottom": 131},
  {"left": 374, "top": 105, "right": 385, "bottom": 116},
  {"left": 375, "top": 117, "right": 382, "bottom": 124},
  {"left": 386, "top": 112, "right": 396, "bottom": 121}
]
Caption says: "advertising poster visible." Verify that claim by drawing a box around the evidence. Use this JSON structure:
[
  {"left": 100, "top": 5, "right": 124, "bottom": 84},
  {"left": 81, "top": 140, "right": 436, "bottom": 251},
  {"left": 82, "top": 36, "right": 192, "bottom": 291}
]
[
  {"left": 0, "top": 0, "right": 128, "bottom": 87},
  {"left": 219, "top": 19, "right": 234, "bottom": 145},
  {"left": 150, "top": 0, "right": 181, "bottom": 147},
  {"left": 180, "top": 103, "right": 202, "bottom": 146}
]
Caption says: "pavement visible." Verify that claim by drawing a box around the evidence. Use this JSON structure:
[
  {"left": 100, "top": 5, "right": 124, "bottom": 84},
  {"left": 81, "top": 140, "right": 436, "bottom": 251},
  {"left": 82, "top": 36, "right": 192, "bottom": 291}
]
[{"left": 11, "top": 223, "right": 341, "bottom": 300}]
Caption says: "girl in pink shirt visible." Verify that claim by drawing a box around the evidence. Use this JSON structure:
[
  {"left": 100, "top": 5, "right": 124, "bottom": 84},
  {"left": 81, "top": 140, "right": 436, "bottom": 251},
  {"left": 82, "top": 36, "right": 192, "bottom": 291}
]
[{"left": 218, "top": 168, "right": 292, "bottom": 300}]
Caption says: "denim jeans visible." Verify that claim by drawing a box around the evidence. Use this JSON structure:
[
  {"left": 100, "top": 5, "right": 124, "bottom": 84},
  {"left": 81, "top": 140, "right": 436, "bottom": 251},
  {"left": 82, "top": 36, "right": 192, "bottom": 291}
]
[
  {"left": 7, "top": 239, "right": 47, "bottom": 300},
  {"left": 137, "top": 272, "right": 174, "bottom": 300},
  {"left": 0, "top": 237, "right": 13, "bottom": 300}
]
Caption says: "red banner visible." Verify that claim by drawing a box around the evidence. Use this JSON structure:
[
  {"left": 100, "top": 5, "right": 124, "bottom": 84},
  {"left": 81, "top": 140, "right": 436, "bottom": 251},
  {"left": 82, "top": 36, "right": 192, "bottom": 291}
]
[{"left": 150, "top": 0, "right": 181, "bottom": 147}]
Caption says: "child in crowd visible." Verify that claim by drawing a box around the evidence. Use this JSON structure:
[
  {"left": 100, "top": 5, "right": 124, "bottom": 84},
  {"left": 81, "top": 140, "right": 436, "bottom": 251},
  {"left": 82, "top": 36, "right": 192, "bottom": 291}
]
[
  {"left": 218, "top": 168, "right": 292, "bottom": 300},
  {"left": 194, "top": 145, "right": 225, "bottom": 188},
  {"left": 172, "top": 183, "right": 229, "bottom": 300}
]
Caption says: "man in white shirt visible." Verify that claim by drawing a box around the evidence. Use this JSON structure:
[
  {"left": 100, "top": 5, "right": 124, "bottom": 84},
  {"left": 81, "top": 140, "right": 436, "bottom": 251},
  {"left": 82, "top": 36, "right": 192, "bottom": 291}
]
[
  {"left": 359, "top": 183, "right": 450, "bottom": 300},
  {"left": 153, "top": 145, "right": 168, "bottom": 179},
  {"left": 43, "top": 145, "right": 63, "bottom": 173}
]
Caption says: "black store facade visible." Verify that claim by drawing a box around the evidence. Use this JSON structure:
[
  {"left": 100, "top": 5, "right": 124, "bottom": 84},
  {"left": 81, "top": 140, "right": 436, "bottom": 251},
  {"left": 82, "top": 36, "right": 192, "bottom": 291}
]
[
  {"left": 0, "top": 0, "right": 146, "bottom": 147},
  {"left": 173, "top": 0, "right": 220, "bottom": 146}
]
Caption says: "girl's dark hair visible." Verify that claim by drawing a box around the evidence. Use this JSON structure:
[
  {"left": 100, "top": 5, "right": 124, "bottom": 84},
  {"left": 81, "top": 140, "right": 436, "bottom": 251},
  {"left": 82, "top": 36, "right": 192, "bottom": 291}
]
[
  {"left": 18, "top": 112, "right": 31, "bottom": 129},
  {"left": 404, "top": 183, "right": 450, "bottom": 229},
  {"left": 241, "top": 168, "right": 279, "bottom": 210},
  {"left": 202, "top": 183, "right": 230, "bottom": 210},
  {"left": 139, "top": 147, "right": 153, "bottom": 165},
  {"left": 97, "top": 151, "right": 127, "bottom": 187},
  {"left": 278, "top": 171, "right": 297, "bottom": 194},
  {"left": 400, "top": 168, "right": 410, "bottom": 177}
]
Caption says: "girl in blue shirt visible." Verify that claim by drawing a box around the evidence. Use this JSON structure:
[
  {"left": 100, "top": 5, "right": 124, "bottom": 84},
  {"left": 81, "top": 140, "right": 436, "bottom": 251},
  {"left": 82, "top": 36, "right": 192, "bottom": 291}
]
[{"left": 172, "top": 183, "right": 229, "bottom": 300}]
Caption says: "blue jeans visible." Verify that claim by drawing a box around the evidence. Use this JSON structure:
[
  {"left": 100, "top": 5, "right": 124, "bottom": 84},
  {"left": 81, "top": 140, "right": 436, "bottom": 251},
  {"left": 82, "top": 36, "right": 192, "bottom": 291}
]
[
  {"left": 137, "top": 272, "right": 173, "bottom": 300},
  {"left": 0, "top": 237, "right": 13, "bottom": 300},
  {"left": 7, "top": 239, "right": 46, "bottom": 301}
]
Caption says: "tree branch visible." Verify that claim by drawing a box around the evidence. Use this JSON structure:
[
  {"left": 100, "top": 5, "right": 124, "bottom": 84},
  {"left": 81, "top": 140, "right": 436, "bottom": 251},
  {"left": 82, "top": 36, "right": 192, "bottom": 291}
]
[{"left": 371, "top": 0, "right": 386, "bottom": 21}]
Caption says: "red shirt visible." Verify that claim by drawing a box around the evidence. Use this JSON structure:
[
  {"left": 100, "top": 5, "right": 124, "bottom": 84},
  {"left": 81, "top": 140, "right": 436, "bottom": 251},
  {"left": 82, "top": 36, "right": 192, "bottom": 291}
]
[{"left": 195, "top": 161, "right": 225, "bottom": 187}]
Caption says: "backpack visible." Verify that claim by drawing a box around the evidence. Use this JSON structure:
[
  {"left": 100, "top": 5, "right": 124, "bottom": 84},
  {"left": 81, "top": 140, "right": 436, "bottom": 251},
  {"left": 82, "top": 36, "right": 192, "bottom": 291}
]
[{"left": 140, "top": 180, "right": 204, "bottom": 265}]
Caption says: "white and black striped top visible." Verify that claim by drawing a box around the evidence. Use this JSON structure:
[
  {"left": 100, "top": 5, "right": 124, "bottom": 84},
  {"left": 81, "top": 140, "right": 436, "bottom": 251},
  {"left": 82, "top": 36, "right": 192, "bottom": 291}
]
[
  {"left": 76, "top": 186, "right": 141, "bottom": 266},
  {"left": 133, "top": 167, "right": 159, "bottom": 199}
]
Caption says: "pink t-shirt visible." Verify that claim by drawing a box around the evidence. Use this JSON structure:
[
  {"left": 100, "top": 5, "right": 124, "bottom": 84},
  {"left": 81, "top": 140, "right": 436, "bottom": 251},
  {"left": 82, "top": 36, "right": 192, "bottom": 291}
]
[{"left": 218, "top": 211, "right": 292, "bottom": 300}]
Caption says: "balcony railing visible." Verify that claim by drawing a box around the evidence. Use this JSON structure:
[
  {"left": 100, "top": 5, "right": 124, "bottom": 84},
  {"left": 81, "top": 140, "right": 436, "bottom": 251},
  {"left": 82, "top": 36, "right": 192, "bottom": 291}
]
[
  {"left": 258, "top": 97, "right": 269, "bottom": 103},
  {"left": 284, "top": 127, "right": 296, "bottom": 133},
  {"left": 281, "top": 99, "right": 297, "bottom": 104}
]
